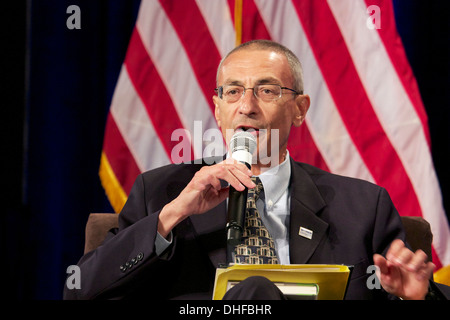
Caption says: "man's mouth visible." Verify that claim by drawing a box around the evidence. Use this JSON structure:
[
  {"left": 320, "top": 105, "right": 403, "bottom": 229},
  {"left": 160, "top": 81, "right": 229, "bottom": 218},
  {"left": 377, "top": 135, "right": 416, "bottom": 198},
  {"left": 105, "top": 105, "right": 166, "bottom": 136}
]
[{"left": 235, "top": 126, "right": 260, "bottom": 136}]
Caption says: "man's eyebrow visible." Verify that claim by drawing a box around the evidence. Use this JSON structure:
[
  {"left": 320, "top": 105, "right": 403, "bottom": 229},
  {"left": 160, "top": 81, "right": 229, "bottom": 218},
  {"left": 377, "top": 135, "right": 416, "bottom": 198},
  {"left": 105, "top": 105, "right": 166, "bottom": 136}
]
[
  {"left": 255, "top": 77, "right": 281, "bottom": 85},
  {"left": 222, "top": 77, "right": 282, "bottom": 86},
  {"left": 225, "top": 80, "right": 244, "bottom": 86}
]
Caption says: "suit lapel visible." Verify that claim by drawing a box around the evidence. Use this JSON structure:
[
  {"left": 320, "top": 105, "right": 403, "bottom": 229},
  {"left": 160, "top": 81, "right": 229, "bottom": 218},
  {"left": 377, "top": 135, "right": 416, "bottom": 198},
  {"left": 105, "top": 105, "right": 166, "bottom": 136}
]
[{"left": 289, "top": 159, "right": 328, "bottom": 264}]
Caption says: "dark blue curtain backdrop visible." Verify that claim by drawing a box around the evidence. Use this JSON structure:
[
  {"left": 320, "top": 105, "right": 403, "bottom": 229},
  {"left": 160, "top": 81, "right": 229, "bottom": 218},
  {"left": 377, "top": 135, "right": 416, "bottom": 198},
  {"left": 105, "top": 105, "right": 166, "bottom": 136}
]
[
  {"left": 3, "top": 0, "right": 448, "bottom": 299},
  {"left": 22, "top": 0, "right": 142, "bottom": 300},
  {"left": 5, "top": 0, "right": 141, "bottom": 299}
]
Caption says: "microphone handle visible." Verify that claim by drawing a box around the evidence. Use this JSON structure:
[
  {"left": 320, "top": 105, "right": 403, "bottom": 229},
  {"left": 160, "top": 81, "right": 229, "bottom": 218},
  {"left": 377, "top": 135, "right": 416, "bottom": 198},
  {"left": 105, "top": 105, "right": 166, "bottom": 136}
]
[{"left": 226, "top": 185, "right": 248, "bottom": 246}]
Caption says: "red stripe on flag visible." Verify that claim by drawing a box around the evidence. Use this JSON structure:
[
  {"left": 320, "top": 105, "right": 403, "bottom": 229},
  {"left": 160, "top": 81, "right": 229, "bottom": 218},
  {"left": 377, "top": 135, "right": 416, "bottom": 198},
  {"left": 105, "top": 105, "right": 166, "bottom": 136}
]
[
  {"left": 365, "top": 0, "right": 431, "bottom": 146},
  {"left": 241, "top": 0, "right": 271, "bottom": 42},
  {"left": 159, "top": 0, "right": 222, "bottom": 112},
  {"left": 102, "top": 113, "right": 141, "bottom": 195},
  {"left": 432, "top": 247, "right": 443, "bottom": 270},
  {"left": 293, "top": 0, "right": 422, "bottom": 217},
  {"left": 227, "top": 0, "right": 236, "bottom": 25},
  {"left": 125, "top": 28, "right": 194, "bottom": 161}
]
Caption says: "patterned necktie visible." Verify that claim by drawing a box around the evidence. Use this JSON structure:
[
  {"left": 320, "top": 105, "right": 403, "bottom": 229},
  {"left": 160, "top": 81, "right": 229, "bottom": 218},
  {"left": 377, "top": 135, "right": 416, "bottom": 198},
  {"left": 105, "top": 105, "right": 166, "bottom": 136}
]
[{"left": 233, "top": 177, "right": 279, "bottom": 264}]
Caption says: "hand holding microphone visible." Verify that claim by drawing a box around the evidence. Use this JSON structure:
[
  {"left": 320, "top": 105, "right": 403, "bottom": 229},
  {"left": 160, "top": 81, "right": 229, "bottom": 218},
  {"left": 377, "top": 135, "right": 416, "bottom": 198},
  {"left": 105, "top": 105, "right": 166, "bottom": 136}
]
[{"left": 158, "top": 131, "right": 256, "bottom": 239}]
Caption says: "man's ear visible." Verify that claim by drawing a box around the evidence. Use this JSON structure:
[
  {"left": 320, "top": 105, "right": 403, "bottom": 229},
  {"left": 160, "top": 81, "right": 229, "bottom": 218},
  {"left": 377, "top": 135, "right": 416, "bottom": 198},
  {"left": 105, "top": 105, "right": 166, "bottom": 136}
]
[
  {"left": 213, "top": 95, "right": 221, "bottom": 127},
  {"left": 292, "top": 94, "right": 310, "bottom": 127}
]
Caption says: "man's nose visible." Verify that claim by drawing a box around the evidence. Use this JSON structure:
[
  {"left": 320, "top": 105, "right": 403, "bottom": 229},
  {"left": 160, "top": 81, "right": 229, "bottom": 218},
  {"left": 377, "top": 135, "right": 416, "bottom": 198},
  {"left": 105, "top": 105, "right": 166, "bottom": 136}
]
[{"left": 237, "top": 88, "right": 259, "bottom": 115}]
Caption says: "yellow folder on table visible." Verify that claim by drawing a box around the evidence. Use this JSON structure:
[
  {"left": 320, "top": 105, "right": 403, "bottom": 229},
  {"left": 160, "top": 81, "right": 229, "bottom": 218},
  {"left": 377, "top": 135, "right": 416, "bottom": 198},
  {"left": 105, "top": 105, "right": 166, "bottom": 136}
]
[{"left": 213, "top": 264, "right": 352, "bottom": 300}]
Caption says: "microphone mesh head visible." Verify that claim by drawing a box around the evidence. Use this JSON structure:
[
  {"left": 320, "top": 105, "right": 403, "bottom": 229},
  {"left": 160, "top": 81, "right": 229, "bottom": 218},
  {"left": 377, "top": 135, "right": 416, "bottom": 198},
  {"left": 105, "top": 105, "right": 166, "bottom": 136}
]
[{"left": 230, "top": 131, "right": 257, "bottom": 154}]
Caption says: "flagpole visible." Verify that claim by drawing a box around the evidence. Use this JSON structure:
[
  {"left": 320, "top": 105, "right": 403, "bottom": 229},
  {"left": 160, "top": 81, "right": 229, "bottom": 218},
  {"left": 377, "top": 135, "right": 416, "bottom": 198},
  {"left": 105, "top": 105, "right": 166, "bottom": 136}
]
[{"left": 234, "top": 0, "right": 243, "bottom": 46}]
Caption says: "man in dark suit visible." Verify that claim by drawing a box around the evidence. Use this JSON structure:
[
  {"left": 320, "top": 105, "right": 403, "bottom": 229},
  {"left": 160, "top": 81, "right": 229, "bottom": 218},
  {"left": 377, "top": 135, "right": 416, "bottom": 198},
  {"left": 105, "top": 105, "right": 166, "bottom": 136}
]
[{"left": 64, "top": 40, "right": 445, "bottom": 300}]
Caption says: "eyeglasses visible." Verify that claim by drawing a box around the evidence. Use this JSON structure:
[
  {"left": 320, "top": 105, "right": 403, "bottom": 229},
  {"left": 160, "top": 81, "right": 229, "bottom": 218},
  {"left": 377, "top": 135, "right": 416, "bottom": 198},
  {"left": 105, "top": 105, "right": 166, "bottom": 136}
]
[{"left": 215, "top": 84, "right": 302, "bottom": 103}]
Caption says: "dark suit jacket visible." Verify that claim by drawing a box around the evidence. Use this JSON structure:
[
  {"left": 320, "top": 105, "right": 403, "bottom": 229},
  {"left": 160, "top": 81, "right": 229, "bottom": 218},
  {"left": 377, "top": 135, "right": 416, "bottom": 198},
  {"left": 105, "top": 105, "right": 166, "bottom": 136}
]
[{"left": 64, "top": 158, "right": 440, "bottom": 300}]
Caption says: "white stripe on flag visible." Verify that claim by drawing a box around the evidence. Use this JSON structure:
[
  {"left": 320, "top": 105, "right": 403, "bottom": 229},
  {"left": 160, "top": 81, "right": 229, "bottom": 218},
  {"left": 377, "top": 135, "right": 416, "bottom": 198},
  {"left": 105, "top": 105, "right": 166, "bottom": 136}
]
[
  {"left": 111, "top": 66, "right": 170, "bottom": 171},
  {"left": 195, "top": 0, "right": 236, "bottom": 58}
]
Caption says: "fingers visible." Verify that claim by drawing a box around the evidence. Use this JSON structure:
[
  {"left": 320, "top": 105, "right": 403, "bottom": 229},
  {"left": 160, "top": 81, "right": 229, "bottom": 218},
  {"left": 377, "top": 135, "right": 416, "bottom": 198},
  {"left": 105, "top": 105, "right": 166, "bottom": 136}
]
[
  {"left": 228, "top": 166, "right": 256, "bottom": 190},
  {"left": 189, "top": 160, "right": 255, "bottom": 197},
  {"left": 386, "top": 240, "right": 421, "bottom": 270},
  {"left": 421, "top": 262, "right": 436, "bottom": 282},
  {"left": 211, "top": 159, "right": 256, "bottom": 191},
  {"left": 405, "top": 250, "right": 428, "bottom": 272},
  {"left": 373, "top": 253, "right": 388, "bottom": 275},
  {"left": 385, "top": 239, "right": 434, "bottom": 280}
]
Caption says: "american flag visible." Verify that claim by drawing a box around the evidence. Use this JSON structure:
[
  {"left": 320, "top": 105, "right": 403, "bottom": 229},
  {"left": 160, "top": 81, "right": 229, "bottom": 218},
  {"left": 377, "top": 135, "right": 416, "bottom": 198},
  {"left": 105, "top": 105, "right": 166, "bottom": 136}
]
[{"left": 99, "top": 0, "right": 450, "bottom": 271}]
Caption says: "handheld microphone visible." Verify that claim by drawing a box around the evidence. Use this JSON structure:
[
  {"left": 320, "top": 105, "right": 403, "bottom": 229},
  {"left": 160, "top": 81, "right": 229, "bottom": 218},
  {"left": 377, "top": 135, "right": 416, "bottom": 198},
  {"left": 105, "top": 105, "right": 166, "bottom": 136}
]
[{"left": 226, "top": 131, "right": 257, "bottom": 246}]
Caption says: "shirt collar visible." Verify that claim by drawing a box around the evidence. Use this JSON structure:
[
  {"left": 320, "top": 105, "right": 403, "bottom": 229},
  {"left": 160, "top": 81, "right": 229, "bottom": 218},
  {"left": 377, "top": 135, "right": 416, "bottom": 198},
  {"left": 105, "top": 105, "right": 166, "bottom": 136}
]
[{"left": 257, "top": 151, "right": 291, "bottom": 205}]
